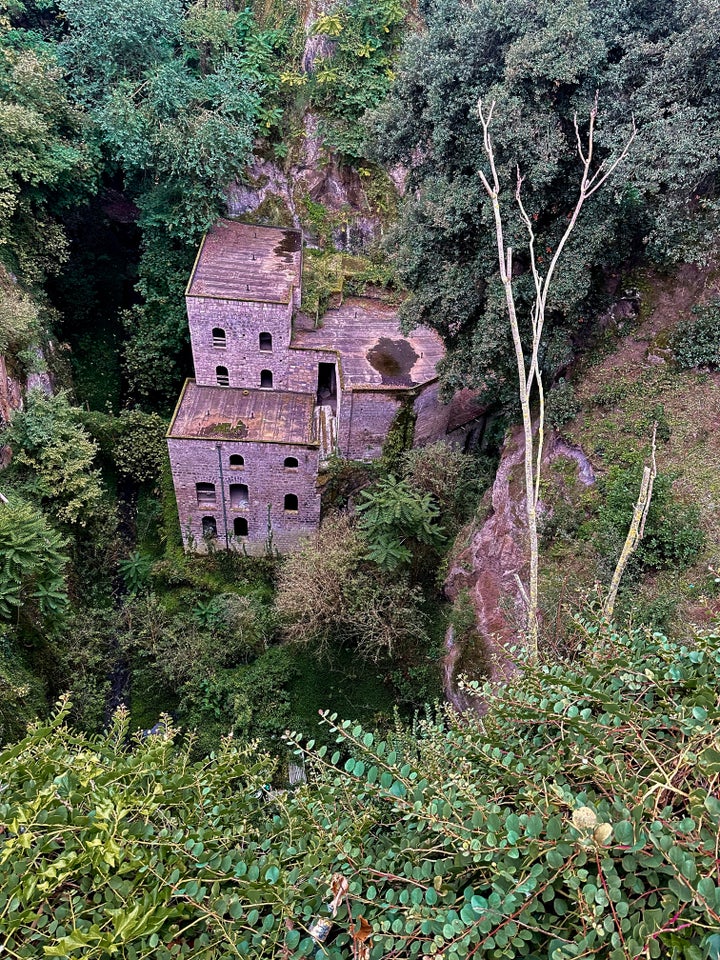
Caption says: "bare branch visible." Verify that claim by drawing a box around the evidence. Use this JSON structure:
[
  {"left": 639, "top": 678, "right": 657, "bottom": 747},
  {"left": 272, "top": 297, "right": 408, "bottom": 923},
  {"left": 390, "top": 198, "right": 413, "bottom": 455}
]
[
  {"left": 603, "top": 424, "right": 658, "bottom": 622},
  {"left": 514, "top": 573, "right": 530, "bottom": 609},
  {"left": 476, "top": 92, "right": 635, "bottom": 657},
  {"left": 574, "top": 113, "right": 586, "bottom": 165},
  {"left": 585, "top": 116, "right": 637, "bottom": 197}
]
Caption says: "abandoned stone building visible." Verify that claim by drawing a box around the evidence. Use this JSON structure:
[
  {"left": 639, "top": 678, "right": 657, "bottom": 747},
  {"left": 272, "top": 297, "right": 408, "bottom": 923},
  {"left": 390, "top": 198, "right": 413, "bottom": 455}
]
[{"left": 167, "top": 218, "right": 453, "bottom": 553}]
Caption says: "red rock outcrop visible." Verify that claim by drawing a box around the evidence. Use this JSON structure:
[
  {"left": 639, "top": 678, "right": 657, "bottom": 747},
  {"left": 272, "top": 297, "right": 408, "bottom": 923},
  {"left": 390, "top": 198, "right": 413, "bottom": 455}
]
[{"left": 444, "top": 427, "right": 595, "bottom": 696}]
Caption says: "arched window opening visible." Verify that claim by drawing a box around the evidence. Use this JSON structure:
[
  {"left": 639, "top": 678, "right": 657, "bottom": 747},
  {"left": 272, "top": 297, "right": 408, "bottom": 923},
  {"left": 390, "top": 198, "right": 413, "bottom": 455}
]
[
  {"left": 284, "top": 493, "right": 298, "bottom": 513},
  {"left": 234, "top": 517, "right": 248, "bottom": 538},
  {"left": 212, "top": 327, "right": 226, "bottom": 349},
  {"left": 229, "top": 454, "right": 244, "bottom": 469},
  {"left": 229, "top": 483, "right": 249, "bottom": 509},
  {"left": 196, "top": 482, "right": 216, "bottom": 507},
  {"left": 284, "top": 456, "right": 299, "bottom": 469},
  {"left": 216, "top": 365, "right": 230, "bottom": 387},
  {"left": 201, "top": 516, "right": 217, "bottom": 538},
  {"left": 260, "top": 369, "right": 273, "bottom": 389},
  {"left": 259, "top": 332, "right": 272, "bottom": 352}
]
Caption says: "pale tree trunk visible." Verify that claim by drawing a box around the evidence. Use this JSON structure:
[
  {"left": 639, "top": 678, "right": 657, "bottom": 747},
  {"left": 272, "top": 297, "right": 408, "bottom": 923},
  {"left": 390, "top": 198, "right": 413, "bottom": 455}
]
[
  {"left": 477, "top": 94, "right": 635, "bottom": 659},
  {"left": 603, "top": 425, "right": 658, "bottom": 621}
]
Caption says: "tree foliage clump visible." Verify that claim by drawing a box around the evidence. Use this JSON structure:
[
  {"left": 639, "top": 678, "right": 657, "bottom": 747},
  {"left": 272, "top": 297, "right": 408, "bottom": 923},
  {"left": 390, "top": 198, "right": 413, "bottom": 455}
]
[
  {"left": 0, "top": 496, "right": 67, "bottom": 624},
  {"left": 356, "top": 474, "right": 446, "bottom": 573},
  {"left": 2, "top": 624, "right": 720, "bottom": 958},
  {"left": 368, "top": 0, "right": 720, "bottom": 403},
  {"left": 275, "top": 513, "right": 428, "bottom": 661},
  {"left": 55, "top": 0, "right": 285, "bottom": 407},
  {"left": 671, "top": 298, "right": 720, "bottom": 370},
  {"left": 0, "top": 40, "right": 95, "bottom": 283},
  {"left": 3, "top": 390, "right": 105, "bottom": 526}
]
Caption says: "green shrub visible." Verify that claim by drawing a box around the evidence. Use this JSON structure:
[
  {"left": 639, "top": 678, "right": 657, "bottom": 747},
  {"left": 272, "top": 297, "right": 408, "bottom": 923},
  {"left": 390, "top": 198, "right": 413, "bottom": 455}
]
[
  {"left": 182, "top": 645, "right": 298, "bottom": 753},
  {"left": 3, "top": 624, "right": 720, "bottom": 957},
  {"left": 49, "top": 606, "right": 123, "bottom": 733},
  {"left": 0, "top": 497, "right": 68, "bottom": 625},
  {"left": 356, "top": 474, "right": 445, "bottom": 574},
  {"left": 3, "top": 391, "right": 105, "bottom": 527},
  {"left": 595, "top": 466, "right": 704, "bottom": 573},
  {"left": 113, "top": 410, "right": 167, "bottom": 483},
  {"left": 591, "top": 380, "right": 631, "bottom": 407},
  {"left": 546, "top": 378, "right": 580, "bottom": 430},
  {"left": 671, "top": 299, "right": 720, "bottom": 369},
  {"left": 119, "top": 551, "right": 153, "bottom": 596}
]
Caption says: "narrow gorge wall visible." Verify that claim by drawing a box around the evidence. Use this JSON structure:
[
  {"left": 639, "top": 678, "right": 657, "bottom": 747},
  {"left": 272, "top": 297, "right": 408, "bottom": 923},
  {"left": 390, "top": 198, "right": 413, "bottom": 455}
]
[{"left": 444, "top": 428, "right": 596, "bottom": 689}]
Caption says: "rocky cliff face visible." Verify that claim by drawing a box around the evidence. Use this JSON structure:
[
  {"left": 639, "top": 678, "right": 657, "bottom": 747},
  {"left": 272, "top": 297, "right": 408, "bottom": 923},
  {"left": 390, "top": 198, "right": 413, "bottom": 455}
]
[
  {"left": 227, "top": 113, "right": 382, "bottom": 251},
  {"left": 227, "top": 2, "right": 389, "bottom": 250},
  {"left": 444, "top": 427, "right": 596, "bottom": 694}
]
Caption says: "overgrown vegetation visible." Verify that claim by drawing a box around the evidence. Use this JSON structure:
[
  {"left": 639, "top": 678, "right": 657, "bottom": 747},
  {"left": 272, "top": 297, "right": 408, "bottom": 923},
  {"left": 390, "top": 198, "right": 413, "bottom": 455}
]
[
  {"left": 3, "top": 622, "right": 720, "bottom": 958},
  {"left": 369, "top": 0, "right": 720, "bottom": 407},
  {"left": 672, "top": 298, "right": 720, "bottom": 370},
  {"left": 1, "top": 6, "right": 720, "bottom": 957}
]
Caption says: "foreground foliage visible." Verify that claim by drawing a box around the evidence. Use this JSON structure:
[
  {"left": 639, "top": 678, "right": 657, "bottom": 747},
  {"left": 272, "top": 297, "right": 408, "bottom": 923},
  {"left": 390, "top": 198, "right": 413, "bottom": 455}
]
[{"left": 2, "top": 624, "right": 720, "bottom": 958}]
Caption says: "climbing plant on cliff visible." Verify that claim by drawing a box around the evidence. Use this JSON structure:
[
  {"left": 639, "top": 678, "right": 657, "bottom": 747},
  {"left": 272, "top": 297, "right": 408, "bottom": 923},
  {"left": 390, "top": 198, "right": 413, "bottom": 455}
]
[
  {"left": 2, "top": 622, "right": 720, "bottom": 958},
  {"left": 305, "top": 0, "right": 407, "bottom": 160}
]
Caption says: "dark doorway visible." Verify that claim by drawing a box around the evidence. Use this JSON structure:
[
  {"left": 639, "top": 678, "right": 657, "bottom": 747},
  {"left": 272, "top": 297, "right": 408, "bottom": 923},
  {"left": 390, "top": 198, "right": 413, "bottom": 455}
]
[
  {"left": 317, "top": 362, "right": 337, "bottom": 410},
  {"left": 234, "top": 517, "right": 248, "bottom": 538},
  {"left": 229, "top": 483, "right": 249, "bottom": 508},
  {"left": 201, "top": 516, "right": 217, "bottom": 538}
]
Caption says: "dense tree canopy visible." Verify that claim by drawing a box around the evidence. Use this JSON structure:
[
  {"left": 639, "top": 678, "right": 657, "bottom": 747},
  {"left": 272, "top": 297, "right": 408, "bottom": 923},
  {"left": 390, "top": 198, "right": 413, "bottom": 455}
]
[
  {"left": 0, "top": 35, "right": 95, "bottom": 283},
  {"left": 369, "top": 0, "right": 720, "bottom": 403}
]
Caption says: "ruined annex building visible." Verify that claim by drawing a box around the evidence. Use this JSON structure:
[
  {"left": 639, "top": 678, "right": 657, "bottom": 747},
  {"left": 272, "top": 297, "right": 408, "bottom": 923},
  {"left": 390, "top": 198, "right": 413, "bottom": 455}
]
[{"left": 167, "top": 219, "right": 455, "bottom": 553}]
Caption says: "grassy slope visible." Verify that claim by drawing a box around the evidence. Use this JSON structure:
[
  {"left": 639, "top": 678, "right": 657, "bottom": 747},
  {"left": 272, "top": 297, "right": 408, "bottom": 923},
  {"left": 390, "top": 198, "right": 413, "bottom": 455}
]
[{"left": 540, "top": 264, "right": 720, "bottom": 640}]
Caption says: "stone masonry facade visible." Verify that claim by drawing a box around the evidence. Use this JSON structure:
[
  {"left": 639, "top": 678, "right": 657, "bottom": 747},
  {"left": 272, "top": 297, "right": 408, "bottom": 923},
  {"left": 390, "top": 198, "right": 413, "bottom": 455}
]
[
  {"left": 167, "top": 434, "right": 321, "bottom": 553},
  {"left": 167, "top": 219, "right": 452, "bottom": 554}
]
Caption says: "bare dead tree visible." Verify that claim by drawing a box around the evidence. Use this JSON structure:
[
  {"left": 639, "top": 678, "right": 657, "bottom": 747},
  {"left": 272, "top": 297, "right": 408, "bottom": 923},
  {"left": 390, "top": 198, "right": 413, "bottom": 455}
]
[
  {"left": 477, "top": 93, "right": 636, "bottom": 658},
  {"left": 603, "top": 424, "right": 657, "bottom": 622}
]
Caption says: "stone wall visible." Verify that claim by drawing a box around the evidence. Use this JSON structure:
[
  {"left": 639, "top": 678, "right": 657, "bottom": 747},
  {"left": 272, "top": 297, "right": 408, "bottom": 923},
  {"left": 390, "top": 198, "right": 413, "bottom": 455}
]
[
  {"left": 286, "top": 344, "right": 337, "bottom": 394},
  {"left": 339, "top": 389, "right": 403, "bottom": 460},
  {"left": 413, "top": 381, "right": 452, "bottom": 447},
  {"left": 167, "top": 436, "right": 321, "bottom": 555},
  {"left": 187, "top": 296, "right": 293, "bottom": 390}
]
